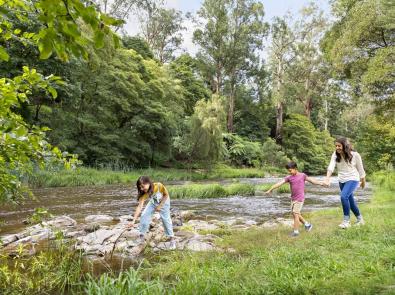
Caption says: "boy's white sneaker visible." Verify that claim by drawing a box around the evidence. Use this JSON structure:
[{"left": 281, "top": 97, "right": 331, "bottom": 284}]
[
  {"left": 305, "top": 223, "right": 313, "bottom": 232},
  {"left": 338, "top": 220, "right": 351, "bottom": 229}
]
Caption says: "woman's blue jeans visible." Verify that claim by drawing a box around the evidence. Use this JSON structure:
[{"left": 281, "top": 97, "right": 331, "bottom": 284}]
[
  {"left": 339, "top": 180, "right": 361, "bottom": 220},
  {"left": 139, "top": 196, "right": 174, "bottom": 237}
]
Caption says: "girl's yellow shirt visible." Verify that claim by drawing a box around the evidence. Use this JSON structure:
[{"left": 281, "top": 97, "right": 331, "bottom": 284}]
[{"left": 140, "top": 182, "right": 169, "bottom": 201}]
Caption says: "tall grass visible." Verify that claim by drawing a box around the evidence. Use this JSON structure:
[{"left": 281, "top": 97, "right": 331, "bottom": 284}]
[
  {"left": 28, "top": 165, "right": 266, "bottom": 188},
  {"left": 81, "top": 268, "right": 165, "bottom": 295},
  {"left": 0, "top": 241, "right": 83, "bottom": 295},
  {"left": 169, "top": 183, "right": 255, "bottom": 199}
]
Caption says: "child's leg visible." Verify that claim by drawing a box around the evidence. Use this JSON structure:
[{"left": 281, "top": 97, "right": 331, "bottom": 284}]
[
  {"left": 291, "top": 201, "right": 304, "bottom": 231},
  {"left": 159, "top": 200, "right": 174, "bottom": 238},
  {"left": 298, "top": 214, "right": 307, "bottom": 224},
  {"left": 139, "top": 201, "right": 156, "bottom": 235},
  {"left": 292, "top": 213, "right": 300, "bottom": 230}
]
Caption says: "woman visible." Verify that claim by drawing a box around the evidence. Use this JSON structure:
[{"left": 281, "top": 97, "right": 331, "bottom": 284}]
[{"left": 324, "top": 137, "right": 366, "bottom": 228}]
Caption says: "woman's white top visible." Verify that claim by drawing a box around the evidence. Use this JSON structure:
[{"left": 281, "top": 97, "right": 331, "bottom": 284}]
[{"left": 327, "top": 151, "right": 366, "bottom": 183}]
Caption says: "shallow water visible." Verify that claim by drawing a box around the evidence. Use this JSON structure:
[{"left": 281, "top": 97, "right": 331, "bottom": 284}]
[{"left": 0, "top": 177, "right": 372, "bottom": 235}]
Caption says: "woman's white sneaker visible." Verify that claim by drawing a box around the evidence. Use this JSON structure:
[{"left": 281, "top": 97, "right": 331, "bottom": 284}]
[
  {"left": 355, "top": 218, "right": 365, "bottom": 226},
  {"left": 338, "top": 221, "right": 351, "bottom": 229}
]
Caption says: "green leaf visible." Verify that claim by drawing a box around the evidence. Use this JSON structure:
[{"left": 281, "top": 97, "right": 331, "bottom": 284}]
[
  {"left": 0, "top": 46, "right": 9, "bottom": 61},
  {"left": 94, "top": 30, "right": 105, "bottom": 48},
  {"left": 38, "top": 35, "right": 53, "bottom": 59},
  {"left": 47, "top": 86, "right": 57, "bottom": 98}
]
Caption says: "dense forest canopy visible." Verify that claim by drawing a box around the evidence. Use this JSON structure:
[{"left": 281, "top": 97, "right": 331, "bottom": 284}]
[{"left": 1, "top": 0, "right": 394, "bottom": 201}]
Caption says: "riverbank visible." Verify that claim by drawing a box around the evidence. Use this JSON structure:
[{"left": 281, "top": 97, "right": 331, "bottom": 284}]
[
  {"left": 1, "top": 172, "right": 393, "bottom": 294},
  {"left": 80, "top": 171, "right": 395, "bottom": 294},
  {"left": 28, "top": 165, "right": 280, "bottom": 188}
]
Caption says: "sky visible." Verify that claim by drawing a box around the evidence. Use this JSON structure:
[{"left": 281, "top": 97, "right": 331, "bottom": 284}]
[{"left": 123, "top": 0, "right": 332, "bottom": 56}]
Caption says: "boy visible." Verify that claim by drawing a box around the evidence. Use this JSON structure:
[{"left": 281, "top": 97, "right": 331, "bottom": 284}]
[{"left": 265, "top": 162, "right": 324, "bottom": 237}]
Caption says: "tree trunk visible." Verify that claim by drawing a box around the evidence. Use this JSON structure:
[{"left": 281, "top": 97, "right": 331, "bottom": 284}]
[
  {"left": 304, "top": 78, "right": 312, "bottom": 119},
  {"left": 275, "top": 101, "right": 283, "bottom": 143},
  {"left": 227, "top": 82, "right": 236, "bottom": 133},
  {"left": 215, "top": 63, "right": 222, "bottom": 94},
  {"left": 324, "top": 99, "right": 328, "bottom": 131},
  {"left": 275, "top": 62, "right": 284, "bottom": 143}
]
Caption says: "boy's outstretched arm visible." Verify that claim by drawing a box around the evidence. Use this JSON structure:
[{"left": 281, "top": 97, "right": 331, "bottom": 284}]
[
  {"left": 306, "top": 176, "right": 325, "bottom": 186},
  {"left": 265, "top": 180, "right": 286, "bottom": 194}
]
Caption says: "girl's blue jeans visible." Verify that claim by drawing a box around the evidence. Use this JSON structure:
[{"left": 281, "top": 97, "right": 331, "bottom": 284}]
[
  {"left": 139, "top": 196, "right": 174, "bottom": 237},
  {"left": 339, "top": 180, "right": 361, "bottom": 220}
]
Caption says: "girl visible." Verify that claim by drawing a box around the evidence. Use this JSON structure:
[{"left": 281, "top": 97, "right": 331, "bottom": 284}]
[
  {"left": 129, "top": 176, "right": 176, "bottom": 249},
  {"left": 324, "top": 137, "right": 366, "bottom": 228}
]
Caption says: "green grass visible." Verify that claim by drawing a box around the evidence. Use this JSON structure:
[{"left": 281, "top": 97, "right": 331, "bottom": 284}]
[
  {"left": 28, "top": 165, "right": 267, "bottom": 188},
  {"left": 169, "top": 183, "right": 255, "bottom": 199},
  {"left": 75, "top": 171, "right": 395, "bottom": 294},
  {"left": 0, "top": 241, "right": 83, "bottom": 295}
]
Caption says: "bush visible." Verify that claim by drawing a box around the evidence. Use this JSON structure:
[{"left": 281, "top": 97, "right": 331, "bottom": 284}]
[
  {"left": 261, "top": 138, "right": 290, "bottom": 168},
  {"left": 222, "top": 133, "right": 262, "bottom": 167},
  {"left": 282, "top": 114, "right": 334, "bottom": 174},
  {"left": 356, "top": 115, "right": 395, "bottom": 172}
]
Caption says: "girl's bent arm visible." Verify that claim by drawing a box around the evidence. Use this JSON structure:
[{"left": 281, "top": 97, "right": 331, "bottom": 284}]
[{"left": 131, "top": 198, "right": 145, "bottom": 224}]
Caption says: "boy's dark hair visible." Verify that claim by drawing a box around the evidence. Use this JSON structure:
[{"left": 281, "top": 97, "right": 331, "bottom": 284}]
[
  {"left": 136, "top": 176, "right": 154, "bottom": 200},
  {"left": 285, "top": 161, "right": 298, "bottom": 169}
]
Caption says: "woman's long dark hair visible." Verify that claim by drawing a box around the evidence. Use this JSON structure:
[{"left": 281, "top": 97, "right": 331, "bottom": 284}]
[
  {"left": 335, "top": 137, "right": 353, "bottom": 164},
  {"left": 136, "top": 176, "right": 154, "bottom": 200}
]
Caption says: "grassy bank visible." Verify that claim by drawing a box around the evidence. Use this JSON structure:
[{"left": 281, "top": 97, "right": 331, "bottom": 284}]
[
  {"left": 79, "top": 171, "right": 395, "bottom": 294},
  {"left": 169, "top": 182, "right": 290, "bottom": 199},
  {"left": 28, "top": 165, "right": 269, "bottom": 188}
]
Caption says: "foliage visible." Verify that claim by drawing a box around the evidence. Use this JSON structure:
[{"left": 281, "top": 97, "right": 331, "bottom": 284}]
[
  {"left": 42, "top": 48, "right": 183, "bottom": 167},
  {"left": 169, "top": 54, "right": 211, "bottom": 115},
  {"left": 321, "top": 0, "right": 395, "bottom": 117},
  {"left": 194, "top": 0, "right": 268, "bottom": 132},
  {"left": 282, "top": 114, "right": 333, "bottom": 174},
  {"left": 222, "top": 133, "right": 262, "bottom": 167},
  {"left": 260, "top": 138, "right": 290, "bottom": 168},
  {"left": 356, "top": 115, "right": 395, "bottom": 171},
  {"left": 0, "top": 67, "right": 77, "bottom": 203},
  {"left": 122, "top": 35, "right": 154, "bottom": 59},
  {"left": 0, "top": 0, "right": 121, "bottom": 62},
  {"left": 0, "top": 0, "right": 117, "bottom": 201},
  {"left": 172, "top": 95, "right": 226, "bottom": 167},
  {"left": 138, "top": 4, "right": 185, "bottom": 63}
]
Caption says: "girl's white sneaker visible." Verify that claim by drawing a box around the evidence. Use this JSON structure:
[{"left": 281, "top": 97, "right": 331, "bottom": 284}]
[{"left": 338, "top": 221, "right": 351, "bottom": 229}]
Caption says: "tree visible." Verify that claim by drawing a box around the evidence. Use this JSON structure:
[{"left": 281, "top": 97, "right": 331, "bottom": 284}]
[
  {"left": 43, "top": 48, "right": 184, "bottom": 167},
  {"left": 194, "top": 0, "right": 268, "bottom": 132},
  {"left": 169, "top": 54, "right": 211, "bottom": 115},
  {"left": 138, "top": 2, "right": 185, "bottom": 63},
  {"left": 268, "top": 15, "right": 295, "bottom": 142},
  {"left": 321, "top": 0, "right": 395, "bottom": 118},
  {"left": 282, "top": 114, "right": 333, "bottom": 174},
  {"left": 287, "top": 4, "right": 328, "bottom": 119},
  {"left": 122, "top": 35, "right": 154, "bottom": 59},
  {"left": 0, "top": 0, "right": 119, "bottom": 202},
  {"left": 172, "top": 95, "right": 226, "bottom": 167},
  {"left": 356, "top": 115, "right": 395, "bottom": 172}
]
